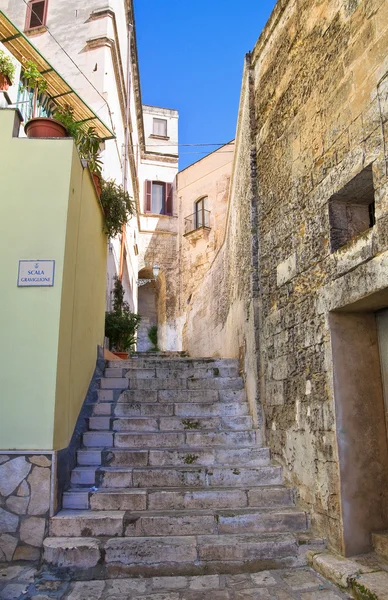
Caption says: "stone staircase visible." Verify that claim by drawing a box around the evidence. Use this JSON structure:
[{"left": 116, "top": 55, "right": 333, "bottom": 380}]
[{"left": 43, "top": 355, "right": 323, "bottom": 578}]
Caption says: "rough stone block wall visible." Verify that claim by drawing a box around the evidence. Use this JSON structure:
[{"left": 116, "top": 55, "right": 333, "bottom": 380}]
[
  {"left": 0, "top": 454, "right": 53, "bottom": 561},
  {"left": 252, "top": 0, "right": 388, "bottom": 552}
]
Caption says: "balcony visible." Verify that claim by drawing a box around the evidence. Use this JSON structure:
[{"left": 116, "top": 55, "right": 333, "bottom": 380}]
[{"left": 184, "top": 209, "right": 211, "bottom": 236}]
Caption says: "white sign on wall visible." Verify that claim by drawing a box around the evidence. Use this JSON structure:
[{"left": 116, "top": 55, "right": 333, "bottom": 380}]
[{"left": 17, "top": 260, "right": 55, "bottom": 287}]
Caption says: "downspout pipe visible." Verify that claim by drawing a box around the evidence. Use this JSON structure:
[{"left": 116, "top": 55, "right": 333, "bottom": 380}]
[{"left": 119, "top": 19, "right": 133, "bottom": 279}]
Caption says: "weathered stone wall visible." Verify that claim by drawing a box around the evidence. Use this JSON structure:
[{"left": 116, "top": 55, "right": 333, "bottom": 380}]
[
  {"left": 182, "top": 0, "right": 388, "bottom": 554},
  {"left": 0, "top": 454, "right": 53, "bottom": 561},
  {"left": 251, "top": 0, "right": 388, "bottom": 553},
  {"left": 138, "top": 229, "right": 179, "bottom": 350},
  {"left": 175, "top": 144, "right": 234, "bottom": 347}
]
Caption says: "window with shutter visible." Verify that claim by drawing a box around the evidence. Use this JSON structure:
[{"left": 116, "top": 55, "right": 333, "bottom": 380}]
[
  {"left": 144, "top": 181, "right": 173, "bottom": 215},
  {"left": 166, "top": 183, "right": 173, "bottom": 215},
  {"left": 145, "top": 180, "right": 152, "bottom": 212},
  {"left": 25, "top": 0, "right": 48, "bottom": 30}
]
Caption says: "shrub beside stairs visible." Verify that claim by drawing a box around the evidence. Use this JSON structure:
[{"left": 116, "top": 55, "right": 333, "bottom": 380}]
[{"left": 43, "top": 355, "right": 325, "bottom": 579}]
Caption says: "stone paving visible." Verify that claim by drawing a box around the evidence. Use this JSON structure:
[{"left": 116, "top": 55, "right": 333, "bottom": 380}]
[{"left": 0, "top": 563, "right": 353, "bottom": 599}]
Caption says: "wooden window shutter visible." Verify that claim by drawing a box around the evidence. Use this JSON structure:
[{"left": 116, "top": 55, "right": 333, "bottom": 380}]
[
  {"left": 145, "top": 180, "right": 152, "bottom": 212},
  {"left": 166, "top": 183, "right": 173, "bottom": 216}
]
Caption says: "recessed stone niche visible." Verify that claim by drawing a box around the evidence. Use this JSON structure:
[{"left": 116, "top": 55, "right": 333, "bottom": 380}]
[{"left": 329, "top": 164, "right": 376, "bottom": 252}]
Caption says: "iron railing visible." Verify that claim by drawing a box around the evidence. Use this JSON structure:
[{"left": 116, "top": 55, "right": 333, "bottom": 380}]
[{"left": 184, "top": 209, "right": 211, "bottom": 235}]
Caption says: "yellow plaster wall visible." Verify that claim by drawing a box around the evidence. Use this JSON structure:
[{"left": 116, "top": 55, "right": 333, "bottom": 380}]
[
  {"left": 0, "top": 110, "right": 72, "bottom": 449},
  {"left": 54, "top": 153, "right": 107, "bottom": 450},
  {"left": 0, "top": 110, "right": 107, "bottom": 450}
]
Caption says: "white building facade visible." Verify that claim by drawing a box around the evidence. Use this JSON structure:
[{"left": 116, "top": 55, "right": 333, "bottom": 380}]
[{"left": 0, "top": 0, "right": 142, "bottom": 313}]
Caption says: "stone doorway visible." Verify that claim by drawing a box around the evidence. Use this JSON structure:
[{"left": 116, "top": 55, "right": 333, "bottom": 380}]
[
  {"left": 330, "top": 299, "right": 388, "bottom": 556},
  {"left": 137, "top": 267, "right": 157, "bottom": 352}
]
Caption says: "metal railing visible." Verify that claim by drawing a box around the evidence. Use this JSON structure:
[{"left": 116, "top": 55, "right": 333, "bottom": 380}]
[
  {"left": 184, "top": 209, "right": 211, "bottom": 235},
  {"left": 15, "top": 83, "right": 56, "bottom": 125}
]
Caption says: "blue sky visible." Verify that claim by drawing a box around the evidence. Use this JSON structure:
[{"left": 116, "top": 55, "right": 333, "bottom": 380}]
[{"left": 134, "top": 0, "right": 277, "bottom": 170}]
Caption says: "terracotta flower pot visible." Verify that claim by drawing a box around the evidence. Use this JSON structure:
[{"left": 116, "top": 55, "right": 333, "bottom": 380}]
[
  {"left": 24, "top": 117, "right": 68, "bottom": 139},
  {"left": 92, "top": 172, "right": 102, "bottom": 197},
  {"left": 0, "top": 73, "right": 11, "bottom": 91},
  {"left": 112, "top": 351, "right": 128, "bottom": 359}
]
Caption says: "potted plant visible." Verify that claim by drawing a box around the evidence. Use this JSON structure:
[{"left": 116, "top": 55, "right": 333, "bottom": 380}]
[
  {"left": 100, "top": 179, "right": 136, "bottom": 236},
  {"left": 22, "top": 61, "right": 68, "bottom": 138},
  {"left": 0, "top": 50, "right": 15, "bottom": 91},
  {"left": 105, "top": 277, "right": 141, "bottom": 358}
]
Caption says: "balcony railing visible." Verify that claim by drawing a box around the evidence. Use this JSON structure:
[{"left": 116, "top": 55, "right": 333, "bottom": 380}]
[
  {"left": 184, "top": 209, "right": 211, "bottom": 235},
  {"left": 16, "top": 84, "right": 56, "bottom": 125}
]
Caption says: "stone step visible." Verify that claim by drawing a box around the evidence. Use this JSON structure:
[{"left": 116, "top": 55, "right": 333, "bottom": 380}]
[
  {"left": 43, "top": 532, "right": 301, "bottom": 576},
  {"left": 128, "top": 377, "right": 244, "bottom": 391},
  {"left": 108, "top": 358, "right": 239, "bottom": 370},
  {"left": 83, "top": 429, "right": 261, "bottom": 449},
  {"left": 108, "top": 401, "right": 249, "bottom": 418},
  {"left": 77, "top": 447, "right": 271, "bottom": 468},
  {"left": 50, "top": 507, "right": 308, "bottom": 538},
  {"left": 113, "top": 429, "right": 261, "bottom": 449},
  {"left": 372, "top": 531, "right": 388, "bottom": 561},
  {"left": 116, "top": 389, "right": 247, "bottom": 404},
  {"left": 117, "top": 366, "right": 240, "bottom": 379},
  {"left": 100, "top": 377, "right": 129, "bottom": 390},
  {"left": 88, "top": 415, "right": 254, "bottom": 432},
  {"left": 70, "top": 465, "right": 282, "bottom": 488},
  {"left": 63, "top": 485, "right": 295, "bottom": 511}
]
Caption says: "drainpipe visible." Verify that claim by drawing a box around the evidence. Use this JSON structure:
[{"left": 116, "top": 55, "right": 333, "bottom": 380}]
[{"left": 119, "top": 18, "right": 134, "bottom": 279}]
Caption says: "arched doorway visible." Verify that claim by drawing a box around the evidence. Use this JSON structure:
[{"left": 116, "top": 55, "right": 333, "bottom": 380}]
[{"left": 137, "top": 267, "right": 157, "bottom": 352}]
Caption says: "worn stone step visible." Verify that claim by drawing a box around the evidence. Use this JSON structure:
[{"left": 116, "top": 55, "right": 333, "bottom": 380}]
[
  {"left": 109, "top": 358, "right": 239, "bottom": 370},
  {"left": 70, "top": 465, "right": 282, "bottom": 489},
  {"left": 128, "top": 377, "right": 244, "bottom": 391},
  {"left": 115, "top": 389, "right": 247, "bottom": 404},
  {"left": 122, "top": 366, "right": 240, "bottom": 379},
  {"left": 112, "top": 401, "right": 249, "bottom": 418},
  {"left": 50, "top": 507, "right": 307, "bottom": 538},
  {"left": 88, "top": 415, "right": 254, "bottom": 432},
  {"left": 62, "top": 485, "right": 295, "bottom": 511},
  {"left": 77, "top": 447, "right": 270, "bottom": 468},
  {"left": 114, "top": 429, "right": 260, "bottom": 449},
  {"left": 83, "top": 431, "right": 114, "bottom": 448},
  {"left": 100, "top": 377, "right": 129, "bottom": 390},
  {"left": 50, "top": 510, "right": 125, "bottom": 537},
  {"left": 123, "top": 508, "right": 307, "bottom": 537},
  {"left": 104, "top": 368, "right": 126, "bottom": 378},
  {"left": 43, "top": 532, "right": 300, "bottom": 575}
]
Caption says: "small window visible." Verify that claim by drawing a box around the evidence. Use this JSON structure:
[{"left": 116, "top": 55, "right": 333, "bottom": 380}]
[
  {"left": 329, "top": 165, "right": 375, "bottom": 252},
  {"left": 144, "top": 180, "right": 173, "bottom": 215},
  {"left": 195, "top": 197, "right": 209, "bottom": 229},
  {"left": 152, "top": 118, "right": 167, "bottom": 137},
  {"left": 25, "top": 0, "right": 48, "bottom": 30}
]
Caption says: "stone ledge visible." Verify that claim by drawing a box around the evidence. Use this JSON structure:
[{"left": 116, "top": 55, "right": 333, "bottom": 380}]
[{"left": 308, "top": 549, "right": 388, "bottom": 599}]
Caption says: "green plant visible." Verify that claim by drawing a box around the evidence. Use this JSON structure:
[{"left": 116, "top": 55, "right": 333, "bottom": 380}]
[
  {"left": 0, "top": 50, "right": 15, "bottom": 84},
  {"left": 100, "top": 180, "right": 136, "bottom": 237},
  {"left": 181, "top": 419, "right": 201, "bottom": 430},
  {"left": 184, "top": 454, "right": 199, "bottom": 465},
  {"left": 105, "top": 277, "right": 141, "bottom": 352},
  {"left": 54, "top": 105, "right": 83, "bottom": 139},
  {"left": 53, "top": 105, "right": 103, "bottom": 176},
  {"left": 77, "top": 126, "right": 103, "bottom": 176},
  {"left": 21, "top": 60, "right": 48, "bottom": 118},
  {"left": 148, "top": 325, "right": 159, "bottom": 351}
]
